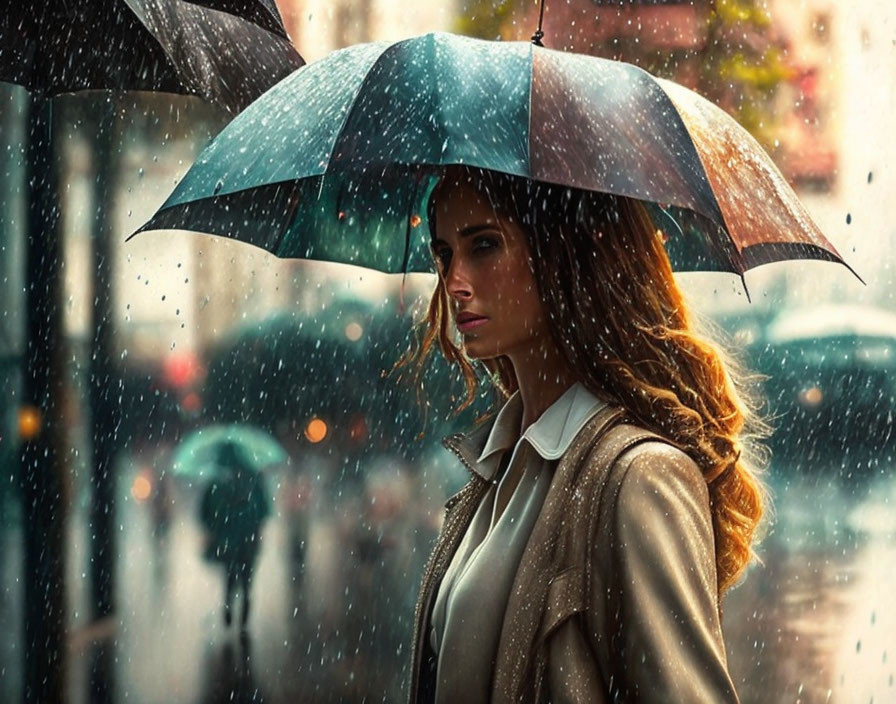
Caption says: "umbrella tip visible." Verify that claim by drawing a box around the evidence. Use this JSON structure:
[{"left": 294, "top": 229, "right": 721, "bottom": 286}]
[
  {"left": 739, "top": 273, "right": 752, "bottom": 304},
  {"left": 845, "top": 261, "right": 867, "bottom": 286},
  {"left": 399, "top": 275, "right": 408, "bottom": 315}
]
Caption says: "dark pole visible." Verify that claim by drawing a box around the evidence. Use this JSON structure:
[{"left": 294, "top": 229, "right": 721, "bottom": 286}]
[
  {"left": 21, "top": 94, "right": 68, "bottom": 704},
  {"left": 88, "top": 96, "right": 123, "bottom": 623},
  {"left": 530, "top": 0, "right": 547, "bottom": 46}
]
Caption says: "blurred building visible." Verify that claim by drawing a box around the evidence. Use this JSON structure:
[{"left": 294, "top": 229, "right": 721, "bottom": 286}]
[
  {"left": 771, "top": 2, "right": 838, "bottom": 193},
  {"left": 766, "top": 0, "right": 895, "bottom": 310},
  {"left": 515, "top": 0, "right": 708, "bottom": 84},
  {"left": 276, "top": 0, "right": 460, "bottom": 62}
]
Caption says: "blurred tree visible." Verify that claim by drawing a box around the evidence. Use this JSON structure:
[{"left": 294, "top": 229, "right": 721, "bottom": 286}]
[
  {"left": 456, "top": 0, "right": 791, "bottom": 149},
  {"left": 700, "top": 0, "right": 792, "bottom": 146},
  {"left": 455, "top": 0, "right": 519, "bottom": 40}
]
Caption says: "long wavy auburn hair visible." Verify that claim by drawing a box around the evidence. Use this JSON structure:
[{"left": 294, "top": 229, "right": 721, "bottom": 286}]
[{"left": 393, "top": 166, "right": 770, "bottom": 595}]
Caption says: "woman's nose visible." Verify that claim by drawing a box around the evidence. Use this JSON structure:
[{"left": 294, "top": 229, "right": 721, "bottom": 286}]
[{"left": 445, "top": 258, "right": 472, "bottom": 300}]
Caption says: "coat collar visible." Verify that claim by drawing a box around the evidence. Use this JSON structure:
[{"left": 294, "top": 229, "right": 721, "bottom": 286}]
[{"left": 441, "top": 382, "right": 609, "bottom": 483}]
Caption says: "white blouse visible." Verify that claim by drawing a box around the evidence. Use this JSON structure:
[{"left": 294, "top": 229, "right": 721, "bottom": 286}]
[{"left": 429, "top": 382, "right": 608, "bottom": 703}]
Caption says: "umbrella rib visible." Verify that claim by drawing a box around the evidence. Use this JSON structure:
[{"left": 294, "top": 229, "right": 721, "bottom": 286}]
[
  {"left": 526, "top": 42, "right": 536, "bottom": 179},
  {"left": 429, "top": 34, "right": 447, "bottom": 166},
  {"left": 269, "top": 180, "right": 304, "bottom": 255},
  {"left": 121, "top": 0, "right": 186, "bottom": 98}
]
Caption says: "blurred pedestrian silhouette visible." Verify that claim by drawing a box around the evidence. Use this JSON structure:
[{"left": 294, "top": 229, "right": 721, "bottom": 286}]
[
  {"left": 199, "top": 441, "right": 271, "bottom": 631},
  {"left": 150, "top": 468, "right": 175, "bottom": 541}
]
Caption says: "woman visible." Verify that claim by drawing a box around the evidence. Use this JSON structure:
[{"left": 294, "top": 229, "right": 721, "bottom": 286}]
[{"left": 397, "top": 166, "right": 768, "bottom": 703}]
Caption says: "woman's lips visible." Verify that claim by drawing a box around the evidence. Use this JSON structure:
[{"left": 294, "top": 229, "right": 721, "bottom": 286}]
[{"left": 457, "top": 317, "right": 489, "bottom": 332}]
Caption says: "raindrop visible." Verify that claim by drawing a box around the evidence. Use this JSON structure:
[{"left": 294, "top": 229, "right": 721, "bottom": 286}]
[{"left": 846, "top": 213, "right": 852, "bottom": 224}]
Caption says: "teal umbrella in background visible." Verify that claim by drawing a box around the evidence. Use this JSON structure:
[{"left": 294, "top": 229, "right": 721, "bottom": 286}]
[{"left": 171, "top": 424, "right": 289, "bottom": 480}]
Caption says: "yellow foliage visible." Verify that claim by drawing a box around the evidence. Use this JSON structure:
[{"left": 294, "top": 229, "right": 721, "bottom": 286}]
[{"left": 714, "top": 0, "right": 772, "bottom": 28}]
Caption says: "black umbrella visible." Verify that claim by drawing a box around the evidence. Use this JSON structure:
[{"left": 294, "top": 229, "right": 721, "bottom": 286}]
[
  {"left": 1, "top": 0, "right": 304, "bottom": 114},
  {"left": 183, "top": 0, "right": 288, "bottom": 37}
]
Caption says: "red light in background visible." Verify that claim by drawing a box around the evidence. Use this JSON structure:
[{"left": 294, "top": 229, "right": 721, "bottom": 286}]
[
  {"left": 349, "top": 414, "right": 368, "bottom": 444},
  {"left": 181, "top": 392, "right": 202, "bottom": 413},
  {"left": 163, "top": 352, "right": 203, "bottom": 389}
]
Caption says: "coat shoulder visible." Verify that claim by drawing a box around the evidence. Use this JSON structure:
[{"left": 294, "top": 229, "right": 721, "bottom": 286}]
[
  {"left": 609, "top": 436, "right": 713, "bottom": 539},
  {"left": 575, "top": 417, "right": 699, "bottom": 483},
  {"left": 617, "top": 438, "right": 706, "bottom": 491},
  {"left": 575, "top": 421, "right": 709, "bottom": 525}
]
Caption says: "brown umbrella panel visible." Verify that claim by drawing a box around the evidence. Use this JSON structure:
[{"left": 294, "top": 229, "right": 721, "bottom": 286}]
[
  {"left": 657, "top": 77, "right": 857, "bottom": 276},
  {"left": 528, "top": 46, "right": 857, "bottom": 281}
]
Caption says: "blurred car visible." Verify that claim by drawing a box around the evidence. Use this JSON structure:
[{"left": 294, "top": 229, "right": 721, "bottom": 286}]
[{"left": 757, "top": 304, "right": 896, "bottom": 463}]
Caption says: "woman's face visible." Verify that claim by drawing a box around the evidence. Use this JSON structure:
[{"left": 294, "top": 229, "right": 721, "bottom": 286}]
[{"left": 430, "top": 178, "right": 550, "bottom": 361}]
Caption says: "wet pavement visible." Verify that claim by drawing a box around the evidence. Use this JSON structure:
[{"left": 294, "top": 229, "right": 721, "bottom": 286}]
[
  {"left": 722, "top": 466, "right": 896, "bottom": 703},
  {"left": 1, "top": 452, "right": 895, "bottom": 703},
  {"left": 62, "top": 472, "right": 346, "bottom": 704},
  {"left": 1, "top": 448, "right": 428, "bottom": 704}
]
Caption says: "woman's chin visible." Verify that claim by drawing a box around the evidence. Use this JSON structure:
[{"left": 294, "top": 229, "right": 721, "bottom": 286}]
[{"left": 462, "top": 338, "right": 502, "bottom": 361}]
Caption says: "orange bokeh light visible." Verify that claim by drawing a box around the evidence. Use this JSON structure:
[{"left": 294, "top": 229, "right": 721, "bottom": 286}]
[
  {"left": 344, "top": 321, "right": 363, "bottom": 341},
  {"left": 18, "top": 406, "right": 42, "bottom": 440},
  {"left": 304, "top": 418, "right": 328, "bottom": 443},
  {"left": 132, "top": 475, "right": 152, "bottom": 502},
  {"left": 799, "top": 386, "right": 824, "bottom": 407}
]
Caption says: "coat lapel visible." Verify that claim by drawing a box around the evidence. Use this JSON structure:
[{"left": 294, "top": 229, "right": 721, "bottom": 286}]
[
  {"left": 408, "top": 416, "right": 497, "bottom": 704},
  {"left": 491, "top": 404, "right": 624, "bottom": 703}
]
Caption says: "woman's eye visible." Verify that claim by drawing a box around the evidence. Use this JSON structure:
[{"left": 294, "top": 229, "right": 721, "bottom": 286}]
[
  {"left": 432, "top": 236, "right": 497, "bottom": 272},
  {"left": 473, "top": 236, "right": 498, "bottom": 253}
]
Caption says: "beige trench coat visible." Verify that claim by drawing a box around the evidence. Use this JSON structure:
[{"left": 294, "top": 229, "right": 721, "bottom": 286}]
[{"left": 408, "top": 404, "right": 739, "bottom": 703}]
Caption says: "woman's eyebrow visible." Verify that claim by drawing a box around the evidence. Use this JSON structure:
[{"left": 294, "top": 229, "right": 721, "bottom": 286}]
[{"left": 431, "top": 223, "right": 499, "bottom": 247}]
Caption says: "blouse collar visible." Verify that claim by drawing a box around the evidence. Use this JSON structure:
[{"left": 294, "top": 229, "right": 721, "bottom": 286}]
[{"left": 446, "top": 382, "right": 608, "bottom": 482}]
